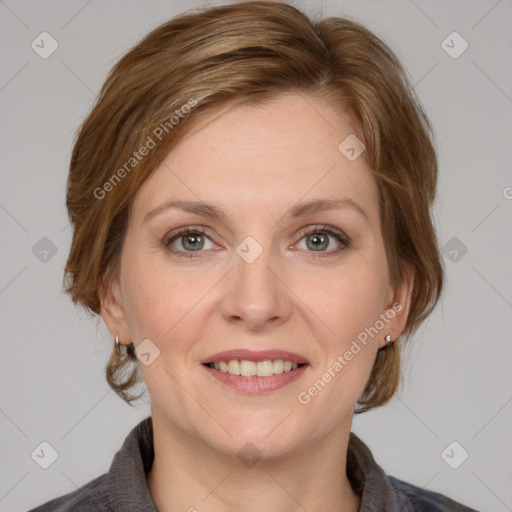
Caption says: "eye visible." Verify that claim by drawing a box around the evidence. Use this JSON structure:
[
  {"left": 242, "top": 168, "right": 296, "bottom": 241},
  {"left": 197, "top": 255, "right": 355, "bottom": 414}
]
[
  {"left": 163, "top": 226, "right": 217, "bottom": 259},
  {"left": 295, "top": 225, "right": 351, "bottom": 257},
  {"left": 163, "top": 224, "right": 351, "bottom": 260}
]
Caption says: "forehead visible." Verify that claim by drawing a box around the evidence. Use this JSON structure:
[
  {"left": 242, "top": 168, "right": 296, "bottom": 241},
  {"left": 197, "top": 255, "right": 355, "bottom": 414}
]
[{"left": 131, "top": 93, "right": 380, "bottom": 225}]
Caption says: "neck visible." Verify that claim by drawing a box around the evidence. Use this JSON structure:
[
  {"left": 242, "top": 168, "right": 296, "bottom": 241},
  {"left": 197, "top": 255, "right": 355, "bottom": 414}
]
[{"left": 147, "top": 410, "right": 361, "bottom": 512}]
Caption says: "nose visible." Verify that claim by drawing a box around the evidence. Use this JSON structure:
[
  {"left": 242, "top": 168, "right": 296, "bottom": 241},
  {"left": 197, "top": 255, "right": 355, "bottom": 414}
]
[{"left": 220, "top": 240, "right": 292, "bottom": 332}]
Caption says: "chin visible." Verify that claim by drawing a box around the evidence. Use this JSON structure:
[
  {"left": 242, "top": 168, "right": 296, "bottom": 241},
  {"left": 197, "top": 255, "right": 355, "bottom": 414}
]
[
  {"left": 196, "top": 413, "right": 310, "bottom": 462},
  {"left": 212, "top": 432, "right": 303, "bottom": 464}
]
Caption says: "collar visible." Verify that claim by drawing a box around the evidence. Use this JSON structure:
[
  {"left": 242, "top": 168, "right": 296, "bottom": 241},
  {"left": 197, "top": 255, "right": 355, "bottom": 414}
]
[{"left": 106, "top": 416, "right": 411, "bottom": 511}]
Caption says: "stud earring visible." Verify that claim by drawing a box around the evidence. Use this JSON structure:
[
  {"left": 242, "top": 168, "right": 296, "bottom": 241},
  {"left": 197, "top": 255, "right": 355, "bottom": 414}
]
[{"left": 381, "top": 334, "right": 394, "bottom": 350}]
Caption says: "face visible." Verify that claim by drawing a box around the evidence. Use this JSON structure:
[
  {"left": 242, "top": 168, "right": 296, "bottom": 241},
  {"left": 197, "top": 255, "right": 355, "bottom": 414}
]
[{"left": 101, "top": 92, "right": 412, "bottom": 459}]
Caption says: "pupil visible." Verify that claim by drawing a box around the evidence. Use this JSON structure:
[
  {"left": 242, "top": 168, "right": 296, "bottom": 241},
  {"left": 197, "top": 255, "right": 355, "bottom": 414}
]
[
  {"left": 308, "top": 233, "right": 327, "bottom": 251},
  {"left": 184, "top": 234, "right": 203, "bottom": 251}
]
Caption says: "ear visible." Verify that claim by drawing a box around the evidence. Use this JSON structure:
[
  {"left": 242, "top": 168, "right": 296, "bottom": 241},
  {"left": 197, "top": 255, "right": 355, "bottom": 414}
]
[
  {"left": 379, "top": 261, "right": 415, "bottom": 348},
  {"left": 99, "top": 276, "right": 131, "bottom": 346}
]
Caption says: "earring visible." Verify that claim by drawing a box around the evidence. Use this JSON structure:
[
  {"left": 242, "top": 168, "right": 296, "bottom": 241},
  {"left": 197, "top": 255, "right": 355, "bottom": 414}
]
[
  {"left": 381, "top": 334, "right": 394, "bottom": 350},
  {"left": 115, "top": 333, "right": 125, "bottom": 354}
]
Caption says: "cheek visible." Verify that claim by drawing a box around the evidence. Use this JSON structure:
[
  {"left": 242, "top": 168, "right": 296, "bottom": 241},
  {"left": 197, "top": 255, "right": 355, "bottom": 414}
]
[
  {"left": 305, "top": 263, "right": 389, "bottom": 346},
  {"left": 120, "top": 253, "right": 215, "bottom": 348}
]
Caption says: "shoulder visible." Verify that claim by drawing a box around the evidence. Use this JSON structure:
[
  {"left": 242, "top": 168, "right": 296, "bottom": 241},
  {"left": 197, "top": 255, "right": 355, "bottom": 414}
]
[
  {"left": 348, "top": 432, "right": 480, "bottom": 511},
  {"left": 27, "top": 473, "right": 110, "bottom": 512},
  {"left": 389, "top": 475, "right": 480, "bottom": 511},
  {"left": 27, "top": 416, "right": 156, "bottom": 512}
]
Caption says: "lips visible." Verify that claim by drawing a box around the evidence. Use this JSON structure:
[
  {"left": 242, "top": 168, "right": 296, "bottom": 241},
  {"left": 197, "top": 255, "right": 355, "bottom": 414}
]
[{"left": 200, "top": 349, "right": 310, "bottom": 365}]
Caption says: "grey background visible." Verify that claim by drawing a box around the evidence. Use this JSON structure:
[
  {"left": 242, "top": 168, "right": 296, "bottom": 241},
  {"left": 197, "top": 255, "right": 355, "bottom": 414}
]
[{"left": 1, "top": 0, "right": 511, "bottom": 511}]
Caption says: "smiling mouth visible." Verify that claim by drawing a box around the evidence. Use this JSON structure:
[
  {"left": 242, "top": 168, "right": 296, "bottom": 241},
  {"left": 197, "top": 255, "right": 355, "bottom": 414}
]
[{"left": 203, "top": 359, "right": 308, "bottom": 377}]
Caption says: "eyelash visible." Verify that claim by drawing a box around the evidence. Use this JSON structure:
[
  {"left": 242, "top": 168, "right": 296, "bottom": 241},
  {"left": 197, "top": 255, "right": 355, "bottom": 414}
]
[{"left": 163, "top": 225, "right": 351, "bottom": 260}]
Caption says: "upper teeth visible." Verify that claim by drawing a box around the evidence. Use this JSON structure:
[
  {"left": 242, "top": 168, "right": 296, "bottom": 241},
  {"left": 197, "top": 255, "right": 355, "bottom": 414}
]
[{"left": 212, "top": 360, "right": 300, "bottom": 377}]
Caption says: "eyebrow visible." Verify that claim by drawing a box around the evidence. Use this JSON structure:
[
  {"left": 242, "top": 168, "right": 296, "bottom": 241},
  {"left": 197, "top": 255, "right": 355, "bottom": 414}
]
[{"left": 143, "top": 197, "right": 369, "bottom": 225}]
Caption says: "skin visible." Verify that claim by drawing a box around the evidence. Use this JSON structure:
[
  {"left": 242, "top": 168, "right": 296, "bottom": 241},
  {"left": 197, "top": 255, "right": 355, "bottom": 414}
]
[{"left": 100, "top": 92, "right": 414, "bottom": 512}]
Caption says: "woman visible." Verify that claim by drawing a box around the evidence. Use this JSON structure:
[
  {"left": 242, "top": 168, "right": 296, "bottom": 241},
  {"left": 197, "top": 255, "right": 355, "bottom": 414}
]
[{"left": 29, "top": 1, "right": 479, "bottom": 510}]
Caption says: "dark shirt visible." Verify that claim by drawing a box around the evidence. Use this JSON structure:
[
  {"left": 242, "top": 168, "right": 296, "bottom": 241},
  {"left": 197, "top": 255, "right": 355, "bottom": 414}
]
[{"left": 28, "top": 416, "right": 479, "bottom": 511}]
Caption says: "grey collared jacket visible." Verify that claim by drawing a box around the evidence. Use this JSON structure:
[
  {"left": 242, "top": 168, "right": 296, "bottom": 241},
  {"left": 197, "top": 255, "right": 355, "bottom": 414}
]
[{"left": 27, "top": 416, "right": 480, "bottom": 511}]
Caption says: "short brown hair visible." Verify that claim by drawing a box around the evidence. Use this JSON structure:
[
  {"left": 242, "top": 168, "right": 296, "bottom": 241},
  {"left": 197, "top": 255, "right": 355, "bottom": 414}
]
[{"left": 63, "top": 0, "right": 445, "bottom": 412}]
